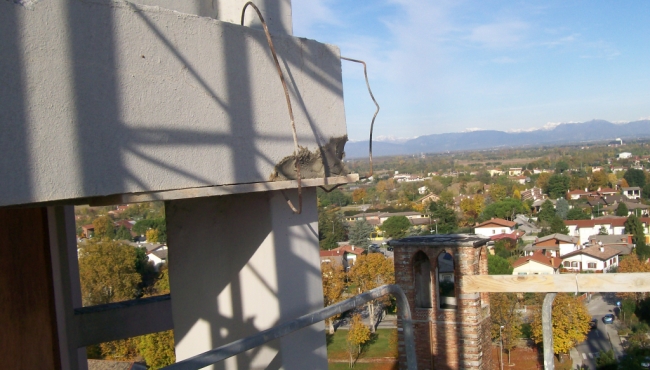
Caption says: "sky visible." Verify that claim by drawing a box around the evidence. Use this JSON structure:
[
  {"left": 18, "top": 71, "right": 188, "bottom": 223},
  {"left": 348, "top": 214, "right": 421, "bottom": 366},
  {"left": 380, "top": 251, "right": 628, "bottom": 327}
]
[{"left": 292, "top": 0, "right": 650, "bottom": 142}]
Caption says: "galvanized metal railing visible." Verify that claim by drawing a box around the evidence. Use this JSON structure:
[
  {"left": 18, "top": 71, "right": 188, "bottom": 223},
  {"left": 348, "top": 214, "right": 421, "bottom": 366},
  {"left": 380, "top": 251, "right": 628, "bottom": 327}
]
[{"left": 163, "top": 284, "right": 417, "bottom": 370}]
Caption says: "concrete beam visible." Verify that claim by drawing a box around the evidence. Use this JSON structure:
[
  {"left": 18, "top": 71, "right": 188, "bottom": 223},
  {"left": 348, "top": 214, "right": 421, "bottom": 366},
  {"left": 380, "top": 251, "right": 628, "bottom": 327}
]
[
  {"left": 72, "top": 295, "right": 174, "bottom": 347},
  {"left": 463, "top": 273, "right": 650, "bottom": 293},
  {"left": 0, "top": 0, "right": 346, "bottom": 207}
]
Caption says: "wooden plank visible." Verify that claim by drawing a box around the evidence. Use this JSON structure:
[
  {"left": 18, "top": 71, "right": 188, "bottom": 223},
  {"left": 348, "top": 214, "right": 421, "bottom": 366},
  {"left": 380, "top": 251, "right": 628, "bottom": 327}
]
[
  {"left": 88, "top": 175, "right": 359, "bottom": 206},
  {"left": 0, "top": 207, "right": 62, "bottom": 369},
  {"left": 462, "top": 273, "right": 650, "bottom": 293},
  {"left": 73, "top": 295, "right": 173, "bottom": 347}
]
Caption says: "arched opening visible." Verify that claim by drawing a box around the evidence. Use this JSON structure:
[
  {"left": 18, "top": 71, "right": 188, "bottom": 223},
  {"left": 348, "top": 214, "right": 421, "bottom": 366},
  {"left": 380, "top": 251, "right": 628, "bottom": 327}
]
[
  {"left": 437, "top": 251, "right": 457, "bottom": 309},
  {"left": 413, "top": 251, "right": 432, "bottom": 308}
]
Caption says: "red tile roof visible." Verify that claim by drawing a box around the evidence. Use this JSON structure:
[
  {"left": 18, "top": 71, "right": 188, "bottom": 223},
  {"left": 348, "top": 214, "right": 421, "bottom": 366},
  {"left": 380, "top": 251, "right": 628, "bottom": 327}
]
[
  {"left": 561, "top": 245, "right": 621, "bottom": 260},
  {"left": 566, "top": 217, "right": 650, "bottom": 228},
  {"left": 475, "top": 218, "right": 516, "bottom": 228},
  {"left": 512, "top": 251, "right": 562, "bottom": 269},
  {"left": 320, "top": 245, "right": 365, "bottom": 257}
]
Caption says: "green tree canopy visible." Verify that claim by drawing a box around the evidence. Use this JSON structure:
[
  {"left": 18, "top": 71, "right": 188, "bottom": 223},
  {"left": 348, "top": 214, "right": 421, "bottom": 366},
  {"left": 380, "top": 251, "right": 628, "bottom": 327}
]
[
  {"left": 132, "top": 218, "right": 167, "bottom": 242},
  {"left": 624, "top": 168, "right": 646, "bottom": 188},
  {"left": 555, "top": 199, "right": 569, "bottom": 220},
  {"left": 643, "top": 184, "right": 650, "bottom": 200},
  {"left": 115, "top": 225, "right": 132, "bottom": 241},
  {"left": 616, "top": 202, "right": 629, "bottom": 217},
  {"left": 549, "top": 216, "right": 569, "bottom": 235},
  {"left": 555, "top": 160, "right": 569, "bottom": 174},
  {"left": 429, "top": 200, "right": 458, "bottom": 234},
  {"left": 318, "top": 211, "right": 348, "bottom": 249},
  {"left": 348, "top": 219, "right": 375, "bottom": 250},
  {"left": 488, "top": 254, "right": 513, "bottom": 275},
  {"left": 626, "top": 215, "right": 649, "bottom": 260},
  {"left": 480, "top": 198, "right": 527, "bottom": 221},
  {"left": 566, "top": 207, "right": 590, "bottom": 220},
  {"left": 546, "top": 175, "right": 570, "bottom": 199},
  {"left": 538, "top": 200, "right": 556, "bottom": 223},
  {"left": 380, "top": 216, "right": 411, "bottom": 239}
]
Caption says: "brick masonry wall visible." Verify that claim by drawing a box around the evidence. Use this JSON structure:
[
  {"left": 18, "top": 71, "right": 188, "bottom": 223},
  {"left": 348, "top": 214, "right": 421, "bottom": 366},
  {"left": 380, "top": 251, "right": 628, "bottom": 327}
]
[{"left": 395, "top": 240, "right": 491, "bottom": 370}]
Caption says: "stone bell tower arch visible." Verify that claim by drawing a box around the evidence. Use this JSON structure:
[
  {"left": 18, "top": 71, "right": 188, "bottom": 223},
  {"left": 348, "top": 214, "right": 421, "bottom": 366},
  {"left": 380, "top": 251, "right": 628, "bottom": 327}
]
[{"left": 390, "top": 234, "right": 493, "bottom": 370}]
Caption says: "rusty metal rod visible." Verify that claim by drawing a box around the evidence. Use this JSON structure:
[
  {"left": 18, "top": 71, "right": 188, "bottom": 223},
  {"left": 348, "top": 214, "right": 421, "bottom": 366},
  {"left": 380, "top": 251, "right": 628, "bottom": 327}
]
[
  {"left": 241, "top": 2, "right": 302, "bottom": 214},
  {"left": 163, "top": 284, "right": 417, "bottom": 370}
]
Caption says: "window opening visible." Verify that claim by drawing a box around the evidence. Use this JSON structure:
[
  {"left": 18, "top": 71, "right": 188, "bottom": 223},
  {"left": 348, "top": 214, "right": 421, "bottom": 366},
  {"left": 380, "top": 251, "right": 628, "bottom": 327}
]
[
  {"left": 437, "top": 251, "right": 456, "bottom": 309},
  {"left": 413, "top": 251, "right": 432, "bottom": 308}
]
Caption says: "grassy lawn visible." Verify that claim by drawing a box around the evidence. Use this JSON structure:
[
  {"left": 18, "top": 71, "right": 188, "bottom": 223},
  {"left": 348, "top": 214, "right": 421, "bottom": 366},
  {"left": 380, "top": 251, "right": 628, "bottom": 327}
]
[{"left": 327, "top": 328, "right": 397, "bottom": 360}]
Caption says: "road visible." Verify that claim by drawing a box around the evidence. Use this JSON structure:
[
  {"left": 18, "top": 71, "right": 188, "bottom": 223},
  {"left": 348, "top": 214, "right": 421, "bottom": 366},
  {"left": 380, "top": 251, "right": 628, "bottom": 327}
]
[{"left": 573, "top": 293, "right": 623, "bottom": 369}]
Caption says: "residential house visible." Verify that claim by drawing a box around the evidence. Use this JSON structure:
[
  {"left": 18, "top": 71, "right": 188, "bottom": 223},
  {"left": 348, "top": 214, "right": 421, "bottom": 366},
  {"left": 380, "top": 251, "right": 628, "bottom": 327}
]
[
  {"left": 603, "top": 201, "right": 649, "bottom": 217},
  {"left": 416, "top": 193, "right": 440, "bottom": 206},
  {"left": 487, "top": 169, "right": 504, "bottom": 176},
  {"left": 508, "top": 168, "right": 523, "bottom": 176},
  {"left": 532, "top": 233, "right": 580, "bottom": 257},
  {"left": 622, "top": 187, "right": 642, "bottom": 200},
  {"left": 510, "top": 175, "right": 527, "bottom": 185},
  {"left": 618, "top": 152, "right": 632, "bottom": 159},
  {"left": 319, "top": 245, "right": 364, "bottom": 271},
  {"left": 512, "top": 251, "right": 562, "bottom": 275},
  {"left": 521, "top": 187, "right": 545, "bottom": 202},
  {"left": 588, "top": 234, "right": 634, "bottom": 256},
  {"left": 474, "top": 218, "right": 516, "bottom": 238},
  {"left": 565, "top": 216, "right": 650, "bottom": 245},
  {"left": 560, "top": 245, "right": 620, "bottom": 273},
  {"left": 566, "top": 189, "right": 591, "bottom": 200}
]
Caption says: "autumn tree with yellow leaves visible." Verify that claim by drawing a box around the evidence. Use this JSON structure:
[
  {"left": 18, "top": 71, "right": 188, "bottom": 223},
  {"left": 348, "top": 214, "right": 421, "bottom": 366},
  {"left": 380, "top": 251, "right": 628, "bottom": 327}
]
[
  {"left": 459, "top": 194, "right": 484, "bottom": 226},
  {"left": 321, "top": 262, "right": 347, "bottom": 334},
  {"left": 349, "top": 253, "right": 395, "bottom": 333},
  {"left": 346, "top": 314, "right": 371, "bottom": 368},
  {"left": 490, "top": 293, "right": 522, "bottom": 364},
  {"left": 531, "top": 293, "right": 591, "bottom": 357},
  {"left": 617, "top": 253, "right": 650, "bottom": 302}
]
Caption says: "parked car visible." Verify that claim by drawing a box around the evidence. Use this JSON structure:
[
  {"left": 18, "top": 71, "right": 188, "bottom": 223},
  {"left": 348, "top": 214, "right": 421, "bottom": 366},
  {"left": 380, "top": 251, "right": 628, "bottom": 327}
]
[
  {"left": 602, "top": 314, "right": 615, "bottom": 324},
  {"left": 387, "top": 246, "right": 394, "bottom": 252},
  {"left": 589, "top": 319, "right": 597, "bottom": 329}
]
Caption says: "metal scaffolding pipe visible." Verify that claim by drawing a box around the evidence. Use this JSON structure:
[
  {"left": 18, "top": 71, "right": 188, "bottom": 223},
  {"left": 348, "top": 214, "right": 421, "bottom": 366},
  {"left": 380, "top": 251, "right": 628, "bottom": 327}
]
[
  {"left": 163, "top": 284, "right": 417, "bottom": 370},
  {"left": 542, "top": 293, "right": 557, "bottom": 370}
]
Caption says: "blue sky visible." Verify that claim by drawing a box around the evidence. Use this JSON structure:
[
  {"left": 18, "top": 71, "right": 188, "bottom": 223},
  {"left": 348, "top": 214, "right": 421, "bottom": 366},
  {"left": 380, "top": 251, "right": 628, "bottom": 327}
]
[{"left": 292, "top": 0, "right": 650, "bottom": 141}]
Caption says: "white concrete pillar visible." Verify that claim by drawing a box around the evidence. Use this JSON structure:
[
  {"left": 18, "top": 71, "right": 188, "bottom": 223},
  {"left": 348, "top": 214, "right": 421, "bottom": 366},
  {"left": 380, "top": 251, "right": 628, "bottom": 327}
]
[{"left": 166, "top": 187, "right": 326, "bottom": 370}]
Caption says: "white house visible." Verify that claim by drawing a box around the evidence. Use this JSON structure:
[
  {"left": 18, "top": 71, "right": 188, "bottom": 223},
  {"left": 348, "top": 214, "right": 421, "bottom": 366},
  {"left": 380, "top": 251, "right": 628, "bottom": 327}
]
[
  {"left": 618, "top": 152, "right": 632, "bottom": 159},
  {"left": 560, "top": 245, "right": 620, "bottom": 273},
  {"left": 512, "top": 252, "right": 561, "bottom": 275},
  {"left": 474, "top": 218, "right": 516, "bottom": 238},
  {"left": 622, "top": 187, "right": 642, "bottom": 200},
  {"left": 565, "top": 217, "right": 629, "bottom": 245},
  {"left": 532, "top": 233, "right": 580, "bottom": 257}
]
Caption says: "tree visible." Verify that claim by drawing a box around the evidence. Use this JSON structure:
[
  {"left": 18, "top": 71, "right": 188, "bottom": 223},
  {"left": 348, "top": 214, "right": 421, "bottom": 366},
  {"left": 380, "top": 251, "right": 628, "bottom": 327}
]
[
  {"left": 643, "top": 184, "right": 650, "bottom": 200},
  {"left": 93, "top": 215, "right": 115, "bottom": 239},
  {"left": 555, "top": 199, "right": 569, "bottom": 220},
  {"left": 78, "top": 239, "right": 142, "bottom": 306},
  {"left": 490, "top": 184, "right": 507, "bottom": 202},
  {"left": 380, "top": 216, "right": 411, "bottom": 239},
  {"left": 490, "top": 293, "right": 522, "bottom": 364},
  {"left": 616, "top": 202, "right": 629, "bottom": 217},
  {"left": 549, "top": 216, "right": 569, "bottom": 235},
  {"left": 321, "top": 262, "right": 346, "bottom": 334},
  {"left": 146, "top": 228, "right": 160, "bottom": 243},
  {"left": 115, "top": 225, "right": 132, "bottom": 241},
  {"left": 598, "top": 226, "right": 609, "bottom": 235},
  {"left": 132, "top": 218, "right": 167, "bottom": 242},
  {"left": 626, "top": 215, "right": 649, "bottom": 260},
  {"left": 589, "top": 171, "right": 609, "bottom": 191},
  {"left": 536, "top": 172, "right": 552, "bottom": 191},
  {"left": 488, "top": 254, "right": 513, "bottom": 275},
  {"left": 346, "top": 314, "right": 371, "bottom": 367},
  {"left": 566, "top": 207, "right": 590, "bottom": 220},
  {"left": 429, "top": 200, "right": 458, "bottom": 234},
  {"left": 547, "top": 175, "right": 570, "bottom": 199},
  {"left": 555, "top": 160, "right": 569, "bottom": 174},
  {"left": 137, "top": 331, "right": 176, "bottom": 369},
  {"left": 349, "top": 254, "right": 395, "bottom": 333},
  {"left": 625, "top": 168, "right": 646, "bottom": 188},
  {"left": 617, "top": 253, "right": 650, "bottom": 302},
  {"left": 319, "top": 211, "right": 348, "bottom": 249},
  {"left": 352, "top": 188, "right": 368, "bottom": 204},
  {"left": 531, "top": 293, "right": 591, "bottom": 357},
  {"left": 480, "top": 198, "right": 527, "bottom": 221},
  {"left": 348, "top": 219, "right": 374, "bottom": 250},
  {"left": 538, "top": 200, "right": 556, "bottom": 223},
  {"left": 459, "top": 194, "right": 485, "bottom": 225},
  {"left": 595, "top": 349, "right": 617, "bottom": 370}
]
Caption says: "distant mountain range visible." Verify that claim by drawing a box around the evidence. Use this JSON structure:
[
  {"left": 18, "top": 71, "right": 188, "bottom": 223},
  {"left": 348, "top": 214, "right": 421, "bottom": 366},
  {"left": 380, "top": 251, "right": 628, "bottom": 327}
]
[{"left": 344, "top": 120, "right": 650, "bottom": 159}]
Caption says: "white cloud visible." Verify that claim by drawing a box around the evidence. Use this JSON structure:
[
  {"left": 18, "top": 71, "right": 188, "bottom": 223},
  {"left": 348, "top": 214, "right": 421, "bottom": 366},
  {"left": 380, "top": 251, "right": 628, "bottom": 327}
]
[
  {"left": 466, "top": 21, "right": 529, "bottom": 49},
  {"left": 291, "top": 0, "right": 341, "bottom": 34}
]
